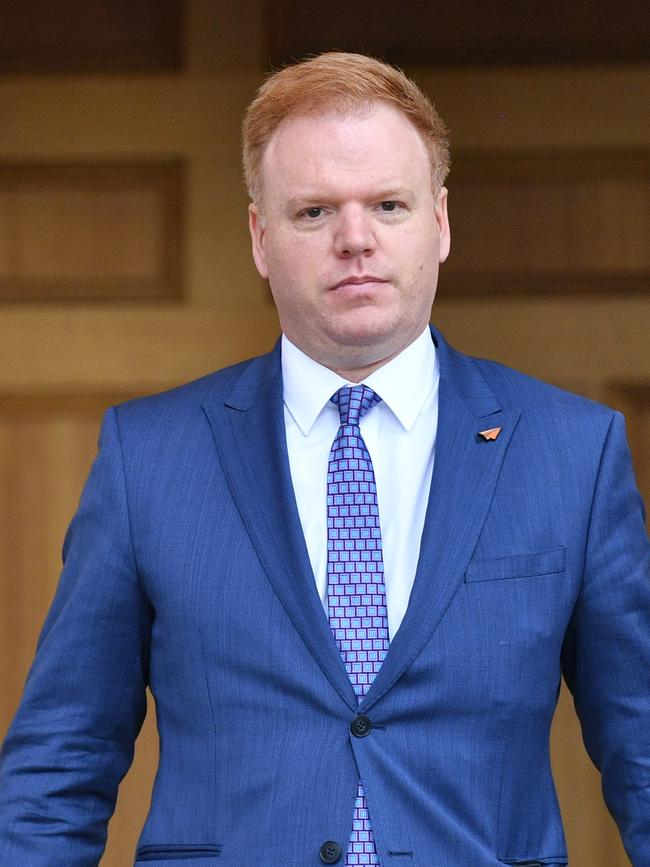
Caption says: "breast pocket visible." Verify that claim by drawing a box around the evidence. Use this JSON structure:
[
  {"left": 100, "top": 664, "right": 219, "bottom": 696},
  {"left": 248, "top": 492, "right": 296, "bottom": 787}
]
[
  {"left": 465, "top": 546, "right": 565, "bottom": 583},
  {"left": 135, "top": 843, "right": 222, "bottom": 862}
]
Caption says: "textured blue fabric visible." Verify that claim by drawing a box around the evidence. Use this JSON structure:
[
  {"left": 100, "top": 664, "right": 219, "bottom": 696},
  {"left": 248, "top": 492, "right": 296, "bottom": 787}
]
[
  {"left": 0, "top": 326, "right": 648, "bottom": 867},
  {"left": 328, "top": 385, "right": 387, "bottom": 865}
]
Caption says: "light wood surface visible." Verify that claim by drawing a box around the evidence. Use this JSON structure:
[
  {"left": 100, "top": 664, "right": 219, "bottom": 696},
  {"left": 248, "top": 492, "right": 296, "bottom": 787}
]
[
  {"left": 445, "top": 150, "right": 650, "bottom": 295},
  {"left": 0, "top": 161, "right": 183, "bottom": 301}
]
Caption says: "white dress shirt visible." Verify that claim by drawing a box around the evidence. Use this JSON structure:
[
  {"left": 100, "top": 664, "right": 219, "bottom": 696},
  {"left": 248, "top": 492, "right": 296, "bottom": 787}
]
[{"left": 282, "top": 327, "right": 439, "bottom": 640}]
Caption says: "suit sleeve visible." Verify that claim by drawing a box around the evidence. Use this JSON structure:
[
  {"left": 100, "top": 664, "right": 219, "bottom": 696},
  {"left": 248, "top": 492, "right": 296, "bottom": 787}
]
[
  {"left": 562, "top": 410, "right": 650, "bottom": 863},
  {"left": 0, "top": 407, "right": 152, "bottom": 866}
]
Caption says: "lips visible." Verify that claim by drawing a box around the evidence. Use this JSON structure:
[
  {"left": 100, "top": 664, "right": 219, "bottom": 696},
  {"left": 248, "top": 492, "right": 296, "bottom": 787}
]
[{"left": 331, "top": 275, "right": 387, "bottom": 290}]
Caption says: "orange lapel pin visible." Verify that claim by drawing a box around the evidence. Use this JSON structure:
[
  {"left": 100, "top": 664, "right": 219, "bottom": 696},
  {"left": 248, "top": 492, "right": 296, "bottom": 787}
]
[{"left": 478, "top": 427, "right": 502, "bottom": 441}]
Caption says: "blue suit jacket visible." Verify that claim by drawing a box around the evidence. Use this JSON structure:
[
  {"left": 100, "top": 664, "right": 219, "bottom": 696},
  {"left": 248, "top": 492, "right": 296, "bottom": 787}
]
[{"left": 1, "top": 327, "right": 649, "bottom": 867}]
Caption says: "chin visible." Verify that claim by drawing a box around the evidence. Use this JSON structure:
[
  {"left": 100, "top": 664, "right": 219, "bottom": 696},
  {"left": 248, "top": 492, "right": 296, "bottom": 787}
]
[
  {"left": 325, "top": 332, "right": 406, "bottom": 376},
  {"left": 329, "top": 310, "right": 399, "bottom": 346}
]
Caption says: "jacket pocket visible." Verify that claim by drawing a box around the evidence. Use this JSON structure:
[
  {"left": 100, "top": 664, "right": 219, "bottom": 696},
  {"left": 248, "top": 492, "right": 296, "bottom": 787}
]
[
  {"left": 501, "top": 861, "right": 567, "bottom": 866},
  {"left": 501, "top": 862, "right": 567, "bottom": 866},
  {"left": 465, "top": 546, "right": 565, "bottom": 583},
  {"left": 136, "top": 844, "right": 222, "bottom": 861}
]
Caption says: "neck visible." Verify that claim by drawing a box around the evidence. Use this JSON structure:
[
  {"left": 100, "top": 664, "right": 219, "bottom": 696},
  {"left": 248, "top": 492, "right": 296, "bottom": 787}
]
[
  {"left": 282, "top": 324, "right": 430, "bottom": 382},
  {"left": 332, "top": 352, "right": 399, "bottom": 382}
]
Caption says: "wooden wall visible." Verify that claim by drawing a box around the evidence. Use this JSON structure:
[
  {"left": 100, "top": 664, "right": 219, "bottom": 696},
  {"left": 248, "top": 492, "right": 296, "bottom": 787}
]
[{"left": 0, "top": 1, "right": 648, "bottom": 864}]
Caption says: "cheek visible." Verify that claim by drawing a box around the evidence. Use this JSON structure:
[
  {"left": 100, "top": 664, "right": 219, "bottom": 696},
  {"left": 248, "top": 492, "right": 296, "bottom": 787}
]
[
  {"left": 268, "top": 230, "right": 314, "bottom": 269},
  {"left": 273, "top": 237, "right": 332, "bottom": 284},
  {"left": 265, "top": 245, "right": 318, "bottom": 309},
  {"left": 265, "top": 242, "right": 298, "bottom": 283}
]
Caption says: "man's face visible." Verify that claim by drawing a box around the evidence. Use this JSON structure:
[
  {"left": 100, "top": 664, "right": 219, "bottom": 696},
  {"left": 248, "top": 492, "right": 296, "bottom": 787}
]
[{"left": 248, "top": 102, "right": 450, "bottom": 377}]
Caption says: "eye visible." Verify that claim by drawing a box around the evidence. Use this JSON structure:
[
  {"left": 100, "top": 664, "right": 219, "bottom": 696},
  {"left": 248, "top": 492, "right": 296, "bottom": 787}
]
[
  {"left": 302, "top": 206, "right": 323, "bottom": 219},
  {"left": 379, "top": 201, "right": 401, "bottom": 212}
]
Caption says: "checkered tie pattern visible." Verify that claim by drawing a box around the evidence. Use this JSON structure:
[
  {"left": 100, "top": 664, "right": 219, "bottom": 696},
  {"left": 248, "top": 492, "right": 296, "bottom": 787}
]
[{"left": 327, "top": 385, "right": 389, "bottom": 866}]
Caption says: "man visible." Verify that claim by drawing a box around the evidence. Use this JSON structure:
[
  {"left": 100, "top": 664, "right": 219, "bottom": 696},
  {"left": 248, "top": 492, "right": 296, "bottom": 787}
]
[{"left": 1, "top": 52, "right": 649, "bottom": 867}]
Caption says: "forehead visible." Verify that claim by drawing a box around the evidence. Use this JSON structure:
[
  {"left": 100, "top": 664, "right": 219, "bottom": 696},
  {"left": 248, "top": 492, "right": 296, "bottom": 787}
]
[{"left": 261, "top": 103, "right": 430, "bottom": 197}]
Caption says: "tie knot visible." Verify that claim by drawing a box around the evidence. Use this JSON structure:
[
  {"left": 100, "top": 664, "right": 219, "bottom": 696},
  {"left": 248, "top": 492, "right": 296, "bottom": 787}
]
[{"left": 331, "top": 385, "right": 381, "bottom": 426}]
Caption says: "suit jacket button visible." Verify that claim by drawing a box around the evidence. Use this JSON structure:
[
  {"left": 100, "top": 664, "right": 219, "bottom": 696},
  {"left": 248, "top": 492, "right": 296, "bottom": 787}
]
[
  {"left": 320, "top": 840, "right": 342, "bottom": 863},
  {"left": 350, "top": 714, "right": 372, "bottom": 737}
]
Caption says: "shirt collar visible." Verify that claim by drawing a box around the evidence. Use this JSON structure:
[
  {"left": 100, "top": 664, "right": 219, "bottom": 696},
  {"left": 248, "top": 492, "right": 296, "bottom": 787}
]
[{"left": 281, "top": 326, "right": 438, "bottom": 435}]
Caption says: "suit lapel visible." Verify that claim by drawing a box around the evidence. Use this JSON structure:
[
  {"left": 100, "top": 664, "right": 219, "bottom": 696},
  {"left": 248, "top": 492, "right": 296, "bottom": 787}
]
[
  {"left": 203, "top": 329, "right": 521, "bottom": 714},
  {"left": 360, "top": 327, "right": 521, "bottom": 711},
  {"left": 202, "top": 345, "right": 358, "bottom": 712}
]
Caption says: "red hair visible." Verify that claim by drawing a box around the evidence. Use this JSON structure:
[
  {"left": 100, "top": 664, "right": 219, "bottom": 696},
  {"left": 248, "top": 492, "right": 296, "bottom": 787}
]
[{"left": 242, "top": 52, "right": 450, "bottom": 208}]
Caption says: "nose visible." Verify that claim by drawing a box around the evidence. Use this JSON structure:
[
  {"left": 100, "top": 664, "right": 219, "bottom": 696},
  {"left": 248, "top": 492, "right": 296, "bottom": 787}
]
[{"left": 333, "top": 206, "right": 376, "bottom": 258}]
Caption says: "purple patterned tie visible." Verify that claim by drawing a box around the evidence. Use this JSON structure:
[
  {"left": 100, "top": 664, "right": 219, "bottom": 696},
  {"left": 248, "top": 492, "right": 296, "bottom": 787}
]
[{"left": 327, "top": 385, "right": 389, "bottom": 866}]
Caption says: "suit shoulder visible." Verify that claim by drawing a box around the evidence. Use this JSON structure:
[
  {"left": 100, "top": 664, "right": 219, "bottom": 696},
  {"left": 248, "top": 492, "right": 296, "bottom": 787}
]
[
  {"left": 473, "top": 354, "right": 614, "bottom": 417},
  {"left": 109, "top": 348, "right": 277, "bottom": 432}
]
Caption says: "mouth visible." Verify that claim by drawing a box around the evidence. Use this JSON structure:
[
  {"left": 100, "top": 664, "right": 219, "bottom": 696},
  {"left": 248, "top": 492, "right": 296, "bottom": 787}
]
[{"left": 330, "top": 275, "right": 388, "bottom": 292}]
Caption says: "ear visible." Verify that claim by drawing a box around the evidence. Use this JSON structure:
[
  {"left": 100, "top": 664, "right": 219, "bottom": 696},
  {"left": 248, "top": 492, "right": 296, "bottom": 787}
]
[
  {"left": 248, "top": 203, "right": 269, "bottom": 279},
  {"left": 434, "top": 187, "right": 451, "bottom": 263}
]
